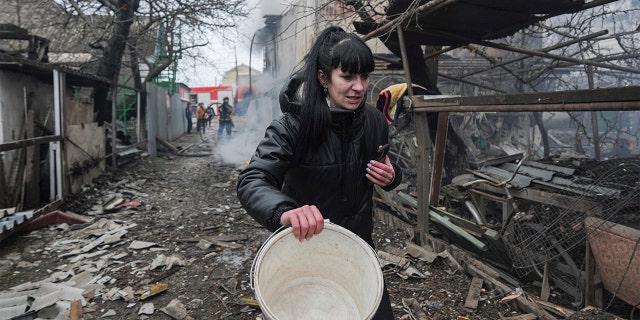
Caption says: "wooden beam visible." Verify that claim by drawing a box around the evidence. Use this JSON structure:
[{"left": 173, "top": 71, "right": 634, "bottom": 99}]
[
  {"left": 24, "top": 110, "right": 40, "bottom": 209},
  {"left": 415, "top": 112, "right": 432, "bottom": 244},
  {"left": 429, "top": 112, "right": 448, "bottom": 206},
  {"left": 412, "top": 86, "right": 640, "bottom": 112},
  {"left": 0, "top": 135, "right": 61, "bottom": 152},
  {"left": 584, "top": 240, "right": 595, "bottom": 307},
  {"left": 156, "top": 135, "right": 178, "bottom": 154},
  {"left": 396, "top": 25, "right": 433, "bottom": 244}
]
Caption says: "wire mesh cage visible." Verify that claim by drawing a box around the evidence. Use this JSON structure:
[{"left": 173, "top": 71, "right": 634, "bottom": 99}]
[{"left": 502, "top": 159, "right": 640, "bottom": 280}]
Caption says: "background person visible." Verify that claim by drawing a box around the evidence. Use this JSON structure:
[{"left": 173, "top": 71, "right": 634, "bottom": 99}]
[
  {"left": 185, "top": 101, "right": 193, "bottom": 134},
  {"left": 236, "top": 26, "right": 402, "bottom": 319},
  {"left": 196, "top": 102, "right": 207, "bottom": 134},
  {"left": 205, "top": 103, "right": 215, "bottom": 127},
  {"left": 217, "top": 97, "right": 234, "bottom": 140}
]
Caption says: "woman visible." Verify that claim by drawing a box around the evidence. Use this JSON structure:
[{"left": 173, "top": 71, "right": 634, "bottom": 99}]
[{"left": 237, "top": 26, "right": 402, "bottom": 319}]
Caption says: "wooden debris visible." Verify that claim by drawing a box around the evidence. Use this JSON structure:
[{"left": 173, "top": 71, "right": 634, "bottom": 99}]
[
  {"left": 156, "top": 135, "right": 178, "bottom": 154},
  {"left": 500, "top": 294, "right": 522, "bottom": 303},
  {"left": 138, "top": 283, "right": 168, "bottom": 301},
  {"left": 239, "top": 297, "right": 260, "bottom": 308},
  {"left": 69, "top": 300, "right": 83, "bottom": 320},
  {"left": 536, "top": 299, "right": 576, "bottom": 318},
  {"left": 498, "top": 312, "right": 537, "bottom": 320},
  {"left": 466, "top": 264, "right": 557, "bottom": 320},
  {"left": 540, "top": 262, "right": 550, "bottom": 301},
  {"left": 448, "top": 244, "right": 520, "bottom": 287},
  {"left": 464, "top": 277, "right": 484, "bottom": 310}
]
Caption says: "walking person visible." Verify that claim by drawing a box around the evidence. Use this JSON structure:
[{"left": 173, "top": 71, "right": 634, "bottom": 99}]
[
  {"left": 217, "top": 97, "right": 233, "bottom": 140},
  {"left": 196, "top": 102, "right": 207, "bottom": 134},
  {"left": 236, "top": 26, "right": 401, "bottom": 319},
  {"left": 205, "top": 103, "right": 215, "bottom": 127},
  {"left": 185, "top": 101, "right": 193, "bottom": 134}
]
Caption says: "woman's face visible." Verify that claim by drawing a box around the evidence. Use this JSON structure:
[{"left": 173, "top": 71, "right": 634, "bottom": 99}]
[{"left": 324, "top": 67, "right": 369, "bottom": 110}]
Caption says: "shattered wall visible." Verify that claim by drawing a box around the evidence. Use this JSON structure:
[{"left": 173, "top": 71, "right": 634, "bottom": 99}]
[{"left": 0, "top": 69, "right": 55, "bottom": 206}]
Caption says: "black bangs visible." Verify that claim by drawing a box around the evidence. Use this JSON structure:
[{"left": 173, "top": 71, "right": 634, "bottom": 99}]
[{"left": 330, "top": 38, "right": 375, "bottom": 74}]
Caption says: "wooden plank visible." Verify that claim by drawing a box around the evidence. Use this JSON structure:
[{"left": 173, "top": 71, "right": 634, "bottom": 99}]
[
  {"left": 65, "top": 123, "right": 106, "bottom": 195},
  {"left": 499, "top": 314, "right": 537, "bottom": 320},
  {"left": 413, "top": 86, "right": 640, "bottom": 107},
  {"left": 584, "top": 240, "right": 595, "bottom": 307},
  {"left": 0, "top": 148, "right": 8, "bottom": 207},
  {"left": 24, "top": 110, "right": 39, "bottom": 209},
  {"left": 463, "top": 277, "right": 484, "bottom": 309},
  {"left": 413, "top": 100, "right": 639, "bottom": 113},
  {"left": 415, "top": 112, "right": 432, "bottom": 245},
  {"left": 429, "top": 112, "right": 448, "bottom": 206},
  {"left": 64, "top": 97, "right": 93, "bottom": 126},
  {"left": 69, "top": 300, "right": 82, "bottom": 320},
  {"left": 429, "top": 210, "right": 486, "bottom": 251},
  {"left": 8, "top": 147, "right": 25, "bottom": 207},
  {"left": 0, "top": 135, "right": 62, "bottom": 152}
]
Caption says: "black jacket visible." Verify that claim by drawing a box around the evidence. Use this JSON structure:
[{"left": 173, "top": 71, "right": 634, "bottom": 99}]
[{"left": 236, "top": 77, "right": 402, "bottom": 242}]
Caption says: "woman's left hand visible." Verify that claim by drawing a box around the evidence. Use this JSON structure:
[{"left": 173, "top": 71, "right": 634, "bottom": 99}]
[{"left": 366, "top": 156, "right": 395, "bottom": 187}]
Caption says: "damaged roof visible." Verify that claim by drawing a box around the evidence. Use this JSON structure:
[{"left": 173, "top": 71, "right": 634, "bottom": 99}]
[
  {"left": 354, "top": 0, "right": 614, "bottom": 45},
  {"left": 0, "top": 53, "right": 111, "bottom": 88}
]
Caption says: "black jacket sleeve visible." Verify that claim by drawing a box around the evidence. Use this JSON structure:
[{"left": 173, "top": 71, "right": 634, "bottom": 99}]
[{"left": 236, "top": 114, "right": 301, "bottom": 231}]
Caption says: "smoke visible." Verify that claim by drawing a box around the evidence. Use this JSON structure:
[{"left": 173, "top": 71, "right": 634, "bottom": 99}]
[
  {"left": 241, "top": 0, "right": 288, "bottom": 40},
  {"left": 260, "top": 0, "right": 288, "bottom": 15},
  {"left": 209, "top": 1, "right": 290, "bottom": 165},
  {"left": 214, "top": 87, "right": 282, "bottom": 165}
]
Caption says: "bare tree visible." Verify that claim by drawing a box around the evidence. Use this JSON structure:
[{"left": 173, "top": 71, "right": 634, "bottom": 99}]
[
  {"left": 68, "top": 0, "right": 249, "bottom": 123},
  {"left": 2, "top": 0, "right": 250, "bottom": 123},
  {"left": 53, "top": 0, "right": 250, "bottom": 84}
]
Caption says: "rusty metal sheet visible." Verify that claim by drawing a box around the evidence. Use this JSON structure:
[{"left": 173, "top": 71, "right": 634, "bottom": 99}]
[
  {"left": 550, "top": 176, "right": 620, "bottom": 197},
  {"left": 474, "top": 166, "right": 532, "bottom": 189},
  {"left": 498, "top": 162, "right": 554, "bottom": 181},
  {"left": 523, "top": 161, "right": 576, "bottom": 176}
]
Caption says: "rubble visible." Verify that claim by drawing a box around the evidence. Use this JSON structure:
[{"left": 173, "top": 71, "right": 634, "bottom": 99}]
[{"left": 0, "top": 129, "right": 635, "bottom": 319}]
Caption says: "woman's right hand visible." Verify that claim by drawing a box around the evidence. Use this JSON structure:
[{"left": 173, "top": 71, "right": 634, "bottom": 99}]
[{"left": 280, "top": 205, "right": 324, "bottom": 241}]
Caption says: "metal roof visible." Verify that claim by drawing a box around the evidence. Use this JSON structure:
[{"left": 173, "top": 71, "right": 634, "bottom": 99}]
[
  {"left": 0, "top": 53, "right": 112, "bottom": 88},
  {"left": 0, "top": 210, "right": 34, "bottom": 235},
  {"left": 354, "top": 0, "right": 617, "bottom": 46}
]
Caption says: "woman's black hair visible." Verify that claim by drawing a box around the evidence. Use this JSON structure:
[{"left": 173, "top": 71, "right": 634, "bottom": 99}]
[{"left": 294, "top": 26, "right": 375, "bottom": 161}]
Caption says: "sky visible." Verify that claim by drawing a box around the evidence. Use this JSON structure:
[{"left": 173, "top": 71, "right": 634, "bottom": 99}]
[{"left": 181, "top": 0, "right": 290, "bottom": 87}]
